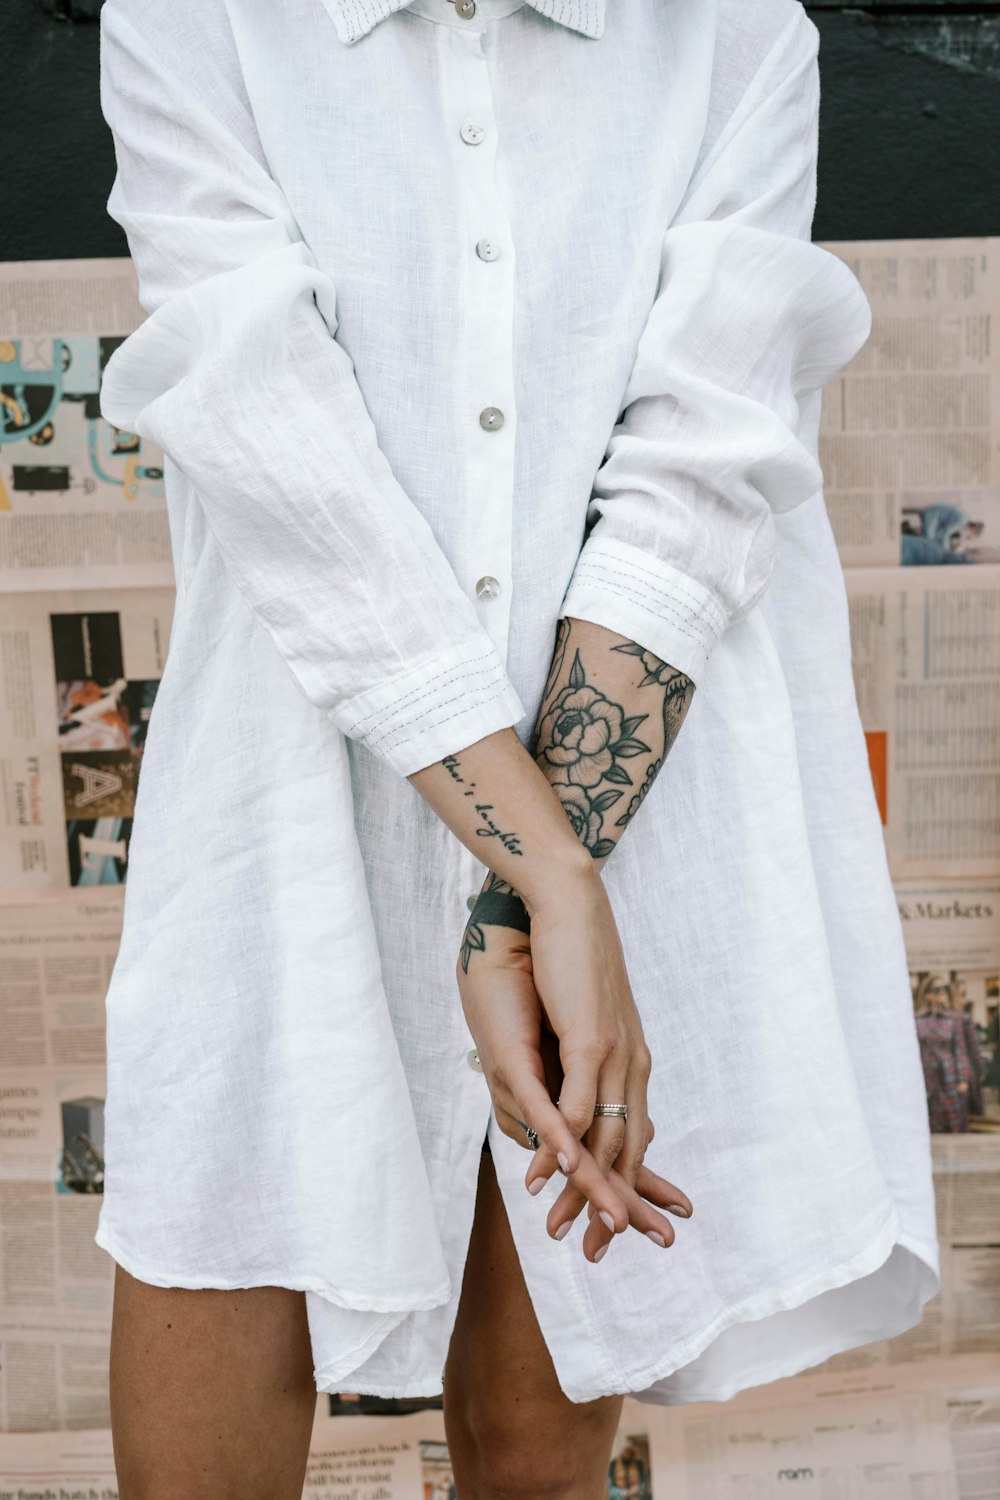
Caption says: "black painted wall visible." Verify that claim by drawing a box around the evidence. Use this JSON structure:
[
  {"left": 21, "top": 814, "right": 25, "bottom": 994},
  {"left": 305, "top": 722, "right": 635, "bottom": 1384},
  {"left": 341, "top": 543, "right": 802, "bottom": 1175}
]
[{"left": 3, "top": 0, "right": 999, "bottom": 263}]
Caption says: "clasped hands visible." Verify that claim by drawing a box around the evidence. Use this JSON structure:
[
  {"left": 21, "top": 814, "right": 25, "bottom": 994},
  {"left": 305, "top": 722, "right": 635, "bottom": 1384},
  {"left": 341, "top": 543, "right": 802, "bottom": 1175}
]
[{"left": 456, "top": 854, "right": 693, "bottom": 1265}]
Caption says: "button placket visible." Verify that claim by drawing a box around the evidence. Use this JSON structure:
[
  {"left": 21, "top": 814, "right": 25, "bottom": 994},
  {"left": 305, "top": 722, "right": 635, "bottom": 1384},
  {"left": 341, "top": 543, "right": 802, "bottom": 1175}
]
[{"left": 448, "top": 28, "right": 515, "bottom": 655}]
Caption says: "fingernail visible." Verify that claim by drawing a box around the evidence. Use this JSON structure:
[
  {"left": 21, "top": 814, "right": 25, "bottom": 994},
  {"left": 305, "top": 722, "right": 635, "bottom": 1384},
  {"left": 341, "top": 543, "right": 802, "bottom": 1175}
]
[
  {"left": 526, "top": 1176, "right": 547, "bottom": 1196},
  {"left": 646, "top": 1230, "right": 667, "bottom": 1248},
  {"left": 592, "top": 1242, "right": 609, "bottom": 1262},
  {"left": 598, "top": 1210, "right": 616, "bottom": 1234},
  {"left": 557, "top": 1152, "right": 570, "bottom": 1174},
  {"left": 670, "top": 1203, "right": 691, "bottom": 1217},
  {"left": 552, "top": 1220, "right": 572, "bottom": 1241}
]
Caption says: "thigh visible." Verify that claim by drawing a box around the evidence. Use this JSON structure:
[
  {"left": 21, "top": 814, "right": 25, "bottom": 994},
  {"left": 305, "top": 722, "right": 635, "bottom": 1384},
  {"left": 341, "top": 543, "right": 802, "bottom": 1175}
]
[
  {"left": 109, "top": 1262, "right": 316, "bottom": 1500},
  {"left": 443, "top": 1146, "right": 624, "bottom": 1499}
]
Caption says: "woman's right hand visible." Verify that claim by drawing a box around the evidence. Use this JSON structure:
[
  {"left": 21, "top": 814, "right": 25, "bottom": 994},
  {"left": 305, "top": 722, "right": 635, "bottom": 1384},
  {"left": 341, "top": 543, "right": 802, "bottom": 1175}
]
[{"left": 522, "top": 860, "right": 692, "bottom": 1257}]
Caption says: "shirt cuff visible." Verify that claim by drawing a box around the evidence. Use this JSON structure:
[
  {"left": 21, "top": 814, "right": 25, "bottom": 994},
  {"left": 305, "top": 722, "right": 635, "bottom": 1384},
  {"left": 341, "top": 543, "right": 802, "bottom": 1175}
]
[
  {"left": 559, "top": 533, "right": 728, "bottom": 685},
  {"left": 332, "top": 636, "right": 528, "bottom": 776}
]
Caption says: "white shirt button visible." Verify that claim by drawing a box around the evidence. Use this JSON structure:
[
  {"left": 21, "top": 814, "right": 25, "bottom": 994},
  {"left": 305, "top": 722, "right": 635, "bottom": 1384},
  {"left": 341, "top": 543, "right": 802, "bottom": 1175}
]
[
  {"left": 475, "top": 575, "right": 501, "bottom": 601},
  {"left": 476, "top": 238, "right": 500, "bottom": 262},
  {"left": 467, "top": 892, "right": 478, "bottom": 911},
  {"left": 460, "top": 122, "right": 486, "bottom": 146},
  {"left": 467, "top": 1048, "right": 484, "bottom": 1072},
  {"left": 479, "top": 406, "right": 504, "bottom": 431},
  {"left": 455, "top": 0, "right": 476, "bottom": 18}
]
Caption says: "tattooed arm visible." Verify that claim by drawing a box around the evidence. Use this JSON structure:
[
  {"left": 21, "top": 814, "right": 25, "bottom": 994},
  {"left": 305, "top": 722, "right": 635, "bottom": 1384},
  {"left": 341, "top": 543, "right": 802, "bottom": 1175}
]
[
  {"left": 462, "top": 617, "right": 695, "bottom": 963},
  {"left": 452, "top": 617, "right": 696, "bottom": 1260},
  {"left": 407, "top": 651, "right": 692, "bottom": 1256}
]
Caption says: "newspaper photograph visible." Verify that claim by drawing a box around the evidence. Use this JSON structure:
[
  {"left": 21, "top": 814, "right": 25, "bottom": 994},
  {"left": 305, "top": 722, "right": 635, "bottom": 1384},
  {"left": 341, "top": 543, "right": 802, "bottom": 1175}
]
[
  {"left": 0, "top": 257, "right": 172, "bottom": 594},
  {"left": 0, "top": 588, "right": 174, "bottom": 895},
  {"left": 845, "top": 563, "right": 1000, "bottom": 880},
  {"left": 818, "top": 236, "right": 1000, "bottom": 570},
  {"left": 894, "top": 878, "right": 1000, "bottom": 1134}
]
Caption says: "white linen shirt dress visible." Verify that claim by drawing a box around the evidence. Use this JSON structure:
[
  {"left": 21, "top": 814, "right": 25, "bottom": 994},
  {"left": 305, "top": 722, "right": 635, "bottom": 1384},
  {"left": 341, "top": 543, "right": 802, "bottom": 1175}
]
[{"left": 94, "top": 0, "right": 942, "bottom": 1405}]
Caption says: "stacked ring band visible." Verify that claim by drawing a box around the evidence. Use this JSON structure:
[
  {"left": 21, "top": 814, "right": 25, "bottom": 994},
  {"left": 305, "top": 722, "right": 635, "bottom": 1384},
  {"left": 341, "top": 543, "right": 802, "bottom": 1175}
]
[{"left": 593, "top": 1103, "right": 628, "bottom": 1120}]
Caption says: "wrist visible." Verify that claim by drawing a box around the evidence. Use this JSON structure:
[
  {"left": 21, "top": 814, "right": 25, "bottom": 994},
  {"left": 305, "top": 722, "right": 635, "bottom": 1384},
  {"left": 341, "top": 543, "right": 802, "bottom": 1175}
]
[{"left": 515, "top": 838, "right": 597, "bottom": 919}]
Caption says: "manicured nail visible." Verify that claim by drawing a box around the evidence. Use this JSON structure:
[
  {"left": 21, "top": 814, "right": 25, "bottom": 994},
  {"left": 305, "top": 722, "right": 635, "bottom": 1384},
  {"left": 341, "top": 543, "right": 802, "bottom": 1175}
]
[
  {"left": 598, "top": 1210, "right": 616, "bottom": 1234},
  {"left": 526, "top": 1176, "right": 547, "bottom": 1196},
  {"left": 552, "top": 1220, "right": 572, "bottom": 1241},
  {"left": 592, "top": 1242, "right": 609, "bottom": 1262},
  {"left": 557, "top": 1152, "right": 570, "bottom": 1174},
  {"left": 670, "top": 1203, "right": 691, "bottom": 1217},
  {"left": 646, "top": 1230, "right": 667, "bottom": 1248}
]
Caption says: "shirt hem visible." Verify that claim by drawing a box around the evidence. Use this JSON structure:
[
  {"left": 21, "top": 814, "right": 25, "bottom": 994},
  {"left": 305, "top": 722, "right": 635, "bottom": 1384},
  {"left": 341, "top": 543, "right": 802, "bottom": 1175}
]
[
  {"left": 310, "top": 1211, "right": 940, "bottom": 1405},
  {"left": 566, "top": 1207, "right": 940, "bottom": 1405},
  {"left": 93, "top": 1222, "right": 453, "bottom": 1317}
]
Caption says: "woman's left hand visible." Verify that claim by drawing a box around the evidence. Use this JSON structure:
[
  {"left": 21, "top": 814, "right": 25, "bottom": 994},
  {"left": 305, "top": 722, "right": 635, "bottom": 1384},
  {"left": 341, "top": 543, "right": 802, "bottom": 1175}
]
[{"left": 457, "top": 926, "right": 691, "bottom": 1261}]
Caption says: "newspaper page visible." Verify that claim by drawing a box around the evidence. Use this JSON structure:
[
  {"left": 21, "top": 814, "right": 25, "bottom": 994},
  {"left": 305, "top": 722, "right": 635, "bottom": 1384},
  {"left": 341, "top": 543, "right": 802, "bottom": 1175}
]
[
  {"left": 648, "top": 1354, "right": 1000, "bottom": 1499},
  {"left": 817, "top": 236, "right": 1000, "bottom": 570},
  {"left": 844, "top": 563, "right": 1000, "bottom": 880},
  {"left": 0, "top": 897, "right": 119, "bottom": 1433},
  {"left": 0, "top": 587, "right": 173, "bottom": 896},
  {"left": 894, "top": 876, "right": 1000, "bottom": 1135},
  {"left": 0, "top": 258, "right": 172, "bottom": 593},
  {"left": 0, "top": 1357, "right": 996, "bottom": 1498}
]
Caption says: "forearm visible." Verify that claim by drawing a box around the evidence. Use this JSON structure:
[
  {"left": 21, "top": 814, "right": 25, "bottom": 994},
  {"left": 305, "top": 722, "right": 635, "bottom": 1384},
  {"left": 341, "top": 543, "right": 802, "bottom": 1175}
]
[
  {"left": 406, "top": 725, "right": 592, "bottom": 918},
  {"left": 461, "top": 617, "right": 695, "bottom": 958},
  {"left": 533, "top": 616, "right": 694, "bottom": 868}
]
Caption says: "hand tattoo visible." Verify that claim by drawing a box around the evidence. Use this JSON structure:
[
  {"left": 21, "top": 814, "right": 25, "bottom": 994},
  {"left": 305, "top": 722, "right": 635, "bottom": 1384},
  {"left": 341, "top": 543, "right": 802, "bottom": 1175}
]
[{"left": 459, "top": 870, "right": 531, "bottom": 974}]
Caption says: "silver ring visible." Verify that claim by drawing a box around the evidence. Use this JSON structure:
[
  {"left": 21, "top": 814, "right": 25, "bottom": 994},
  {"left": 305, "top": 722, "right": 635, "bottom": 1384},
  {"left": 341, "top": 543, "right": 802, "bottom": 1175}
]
[
  {"left": 520, "top": 1121, "right": 540, "bottom": 1150},
  {"left": 593, "top": 1103, "right": 628, "bottom": 1121}
]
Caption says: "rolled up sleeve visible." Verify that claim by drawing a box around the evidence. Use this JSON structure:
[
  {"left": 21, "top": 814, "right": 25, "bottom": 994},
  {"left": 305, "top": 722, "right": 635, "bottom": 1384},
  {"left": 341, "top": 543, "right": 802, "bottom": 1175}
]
[
  {"left": 98, "top": 3, "right": 525, "bottom": 776},
  {"left": 559, "top": 7, "right": 872, "bottom": 685}
]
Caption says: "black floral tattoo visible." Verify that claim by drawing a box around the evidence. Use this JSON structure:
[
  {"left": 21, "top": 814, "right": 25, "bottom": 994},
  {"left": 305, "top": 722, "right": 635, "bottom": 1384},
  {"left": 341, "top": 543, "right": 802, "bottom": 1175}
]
[
  {"left": 456, "top": 621, "right": 694, "bottom": 968},
  {"left": 535, "top": 645, "right": 652, "bottom": 857},
  {"left": 534, "top": 622, "right": 694, "bottom": 858}
]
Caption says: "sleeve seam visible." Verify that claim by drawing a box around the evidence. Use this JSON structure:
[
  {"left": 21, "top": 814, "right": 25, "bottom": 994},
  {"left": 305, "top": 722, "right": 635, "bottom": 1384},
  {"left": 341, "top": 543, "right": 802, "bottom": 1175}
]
[
  {"left": 576, "top": 539, "right": 730, "bottom": 634},
  {"left": 565, "top": 563, "right": 721, "bottom": 650}
]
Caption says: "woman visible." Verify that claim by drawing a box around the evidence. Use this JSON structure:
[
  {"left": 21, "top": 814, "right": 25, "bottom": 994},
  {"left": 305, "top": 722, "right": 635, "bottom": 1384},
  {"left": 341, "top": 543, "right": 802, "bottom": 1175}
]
[
  {"left": 96, "top": 0, "right": 941, "bottom": 1494},
  {"left": 914, "top": 974, "right": 976, "bottom": 1133}
]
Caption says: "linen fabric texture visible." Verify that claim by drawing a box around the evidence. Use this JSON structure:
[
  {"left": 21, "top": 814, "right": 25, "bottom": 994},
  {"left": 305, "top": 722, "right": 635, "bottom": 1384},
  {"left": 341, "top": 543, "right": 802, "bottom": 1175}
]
[{"left": 94, "top": 0, "right": 940, "bottom": 1404}]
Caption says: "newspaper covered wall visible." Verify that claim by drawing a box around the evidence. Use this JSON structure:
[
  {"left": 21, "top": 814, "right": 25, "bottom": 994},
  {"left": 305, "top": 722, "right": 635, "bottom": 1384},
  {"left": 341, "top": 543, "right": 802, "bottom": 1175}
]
[
  {"left": 0, "top": 1354, "right": 997, "bottom": 1497},
  {"left": 0, "top": 246, "right": 997, "bottom": 1482}
]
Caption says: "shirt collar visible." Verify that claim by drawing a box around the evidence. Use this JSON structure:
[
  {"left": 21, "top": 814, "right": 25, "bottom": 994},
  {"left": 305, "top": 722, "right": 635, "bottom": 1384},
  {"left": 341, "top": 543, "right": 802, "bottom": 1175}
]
[{"left": 323, "top": 0, "right": 606, "bottom": 45}]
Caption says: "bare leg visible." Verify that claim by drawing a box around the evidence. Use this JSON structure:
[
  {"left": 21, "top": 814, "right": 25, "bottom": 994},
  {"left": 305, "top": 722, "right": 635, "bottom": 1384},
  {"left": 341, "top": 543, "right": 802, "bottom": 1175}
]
[
  {"left": 443, "top": 1146, "right": 625, "bottom": 1499},
  {"left": 109, "top": 1262, "right": 316, "bottom": 1499}
]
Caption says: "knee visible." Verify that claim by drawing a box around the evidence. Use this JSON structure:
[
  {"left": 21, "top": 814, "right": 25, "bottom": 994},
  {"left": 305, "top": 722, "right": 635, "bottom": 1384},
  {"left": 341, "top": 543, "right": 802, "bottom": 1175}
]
[{"left": 459, "top": 1402, "right": 604, "bottom": 1499}]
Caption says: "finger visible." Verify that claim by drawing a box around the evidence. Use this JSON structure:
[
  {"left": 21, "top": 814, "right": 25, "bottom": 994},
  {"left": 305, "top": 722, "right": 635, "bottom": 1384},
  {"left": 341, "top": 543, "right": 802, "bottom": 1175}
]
[
  {"left": 532, "top": 1050, "right": 628, "bottom": 1260},
  {"left": 571, "top": 1052, "right": 634, "bottom": 1260},
  {"left": 561, "top": 1042, "right": 627, "bottom": 1186},
  {"left": 584, "top": 1138, "right": 692, "bottom": 1223},
  {"left": 634, "top": 1162, "right": 693, "bottom": 1218},
  {"left": 552, "top": 1037, "right": 601, "bottom": 1148},
  {"left": 491, "top": 1100, "right": 540, "bottom": 1152},
  {"left": 525, "top": 1106, "right": 655, "bottom": 1210},
  {"left": 605, "top": 1166, "right": 683, "bottom": 1247},
  {"left": 614, "top": 1049, "right": 652, "bottom": 1190},
  {"left": 492, "top": 1060, "right": 630, "bottom": 1238},
  {"left": 583, "top": 1160, "right": 691, "bottom": 1246}
]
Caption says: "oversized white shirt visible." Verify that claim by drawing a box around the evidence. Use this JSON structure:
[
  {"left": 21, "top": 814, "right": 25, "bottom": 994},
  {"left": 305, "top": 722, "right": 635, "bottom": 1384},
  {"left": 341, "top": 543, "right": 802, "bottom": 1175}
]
[{"left": 94, "top": 0, "right": 941, "bottom": 1404}]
